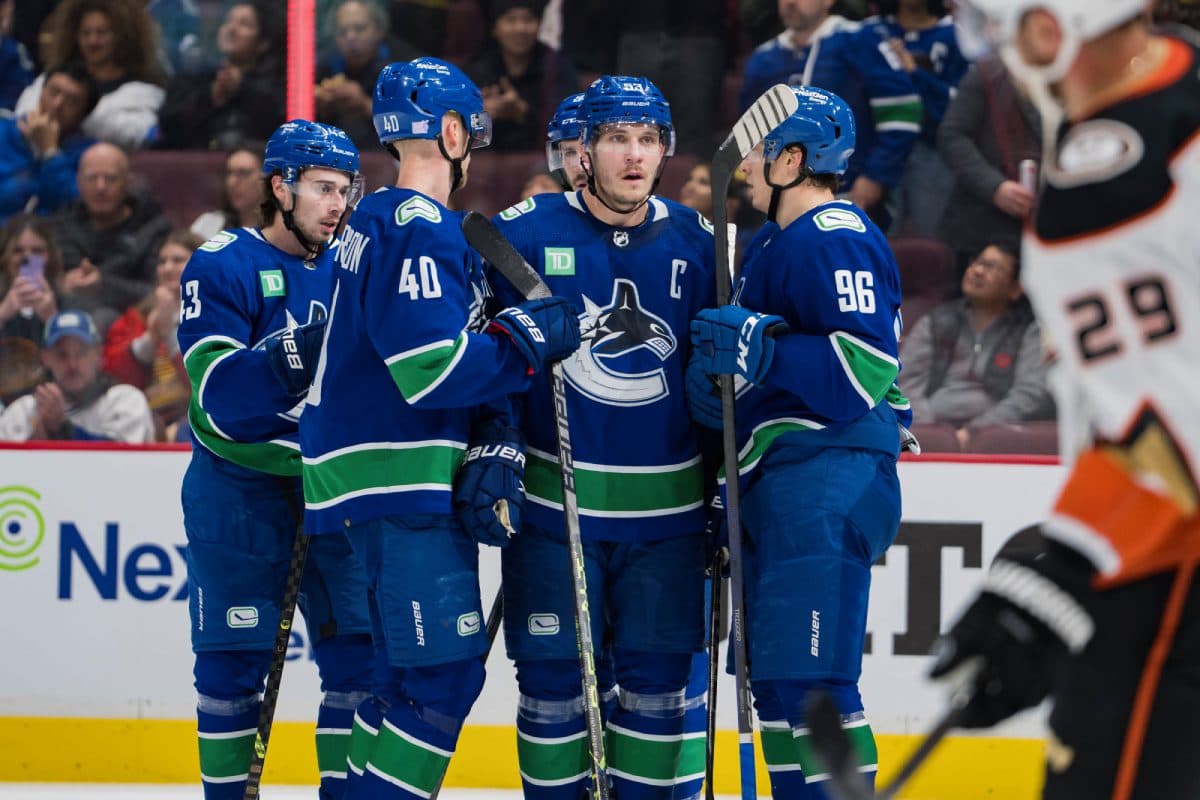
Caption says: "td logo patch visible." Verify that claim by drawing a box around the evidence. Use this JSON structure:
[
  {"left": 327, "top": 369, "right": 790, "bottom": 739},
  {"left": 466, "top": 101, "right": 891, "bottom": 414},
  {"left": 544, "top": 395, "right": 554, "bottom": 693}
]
[
  {"left": 545, "top": 247, "right": 575, "bottom": 276},
  {"left": 259, "top": 270, "right": 285, "bottom": 297}
]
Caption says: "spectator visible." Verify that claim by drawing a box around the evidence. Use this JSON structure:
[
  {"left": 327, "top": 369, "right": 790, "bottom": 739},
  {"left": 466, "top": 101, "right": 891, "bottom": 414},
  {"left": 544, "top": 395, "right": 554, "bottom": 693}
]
[
  {"left": 157, "top": 1, "right": 284, "bottom": 150},
  {"left": 677, "top": 161, "right": 757, "bottom": 265},
  {"left": 467, "top": 0, "right": 577, "bottom": 151},
  {"left": 146, "top": 0, "right": 203, "bottom": 76},
  {"left": 189, "top": 142, "right": 264, "bottom": 239},
  {"left": 103, "top": 228, "right": 199, "bottom": 440},
  {"left": 938, "top": 53, "right": 1041, "bottom": 273},
  {"left": 15, "top": 0, "right": 165, "bottom": 150},
  {"left": 0, "top": 61, "right": 98, "bottom": 220},
  {"left": 315, "top": 0, "right": 413, "bottom": 149},
  {"left": 0, "top": 214, "right": 63, "bottom": 345},
  {"left": 899, "top": 243, "right": 1053, "bottom": 451},
  {"left": 519, "top": 168, "right": 559, "bottom": 199},
  {"left": 0, "top": 0, "right": 35, "bottom": 110},
  {"left": 387, "top": 0, "right": 449, "bottom": 56},
  {"left": 0, "top": 308, "right": 154, "bottom": 441},
  {"left": 740, "top": 0, "right": 923, "bottom": 225},
  {"left": 53, "top": 141, "right": 171, "bottom": 331},
  {"left": 868, "top": 0, "right": 968, "bottom": 236}
]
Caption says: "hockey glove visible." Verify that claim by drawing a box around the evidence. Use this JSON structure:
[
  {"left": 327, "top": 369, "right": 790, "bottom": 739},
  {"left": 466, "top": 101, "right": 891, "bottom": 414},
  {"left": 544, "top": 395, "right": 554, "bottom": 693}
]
[
  {"left": 928, "top": 548, "right": 1094, "bottom": 729},
  {"left": 453, "top": 421, "right": 526, "bottom": 548},
  {"left": 690, "top": 305, "right": 787, "bottom": 385},
  {"left": 685, "top": 352, "right": 724, "bottom": 430},
  {"left": 489, "top": 297, "right": 582, "bottom": 373},
  {"left": 264, "top": 318, "right": 326, "bottom": 396}
]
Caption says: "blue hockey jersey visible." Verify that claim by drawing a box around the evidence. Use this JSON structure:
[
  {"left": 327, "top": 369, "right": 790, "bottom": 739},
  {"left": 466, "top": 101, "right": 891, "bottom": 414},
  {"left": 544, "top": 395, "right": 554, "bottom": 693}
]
[
  {"left": 865, "top": 14, "right": 969, "bottom": 145},
  {"left": 729, "top": 201, "right": 904, "bottom": 481},
  {"left": 740, "top": 15, "right": 922, "bottom": 190},
  {"left": 300, "top": 188, "right": 533, "bottom": 535},
  {"left": 492, "top": 191, "right": 716, "bottom": 543},
  {"left": 179, "top": 227, "right": 335, "bottom": 477}
]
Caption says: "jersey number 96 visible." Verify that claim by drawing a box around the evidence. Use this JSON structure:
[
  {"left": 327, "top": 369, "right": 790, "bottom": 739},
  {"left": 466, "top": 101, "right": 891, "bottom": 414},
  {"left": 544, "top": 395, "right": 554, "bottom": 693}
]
[{"left": 835, "top": 269, "right": 876, "bottom": 314}]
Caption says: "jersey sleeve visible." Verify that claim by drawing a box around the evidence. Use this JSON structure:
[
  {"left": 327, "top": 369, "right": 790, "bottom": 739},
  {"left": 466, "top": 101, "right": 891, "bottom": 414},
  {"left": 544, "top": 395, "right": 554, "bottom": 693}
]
[
  {"left": 761, "top": 228, "right": 901, "bottom": 422},
  {"left": 177, "top": 247, "right": 295, "bottom": 425},
  {"left": 854, "top": 27, "right": 923, "bottom": 188},
  {"left": 362, "top": 217, "right": 530, "bottom": 408}
]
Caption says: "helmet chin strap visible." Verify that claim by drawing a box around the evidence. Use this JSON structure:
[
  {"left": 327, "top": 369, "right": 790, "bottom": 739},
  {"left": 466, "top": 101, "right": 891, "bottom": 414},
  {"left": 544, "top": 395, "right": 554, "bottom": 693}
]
[
  {"left": 763, "top": 156, "right": 812, "bottom": 224},
  {"left": 437, "top": 134, "right": 467, "bottom": 194},
  {"left": 276, "top": 190, "right": 326, "bottom": 261}
]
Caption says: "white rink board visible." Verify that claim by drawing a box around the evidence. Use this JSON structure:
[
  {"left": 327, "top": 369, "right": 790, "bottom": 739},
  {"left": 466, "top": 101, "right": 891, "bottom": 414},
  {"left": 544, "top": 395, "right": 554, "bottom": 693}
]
[{"left": 0, "top": 447, "right": 1064, "bottom": 736}]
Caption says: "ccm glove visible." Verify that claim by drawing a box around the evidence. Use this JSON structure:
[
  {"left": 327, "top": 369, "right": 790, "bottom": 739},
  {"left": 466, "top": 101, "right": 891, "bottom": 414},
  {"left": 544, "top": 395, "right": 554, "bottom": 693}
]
[
  {"left": 264, "top": 318, "right": 326, "bottom": 396},
  {"left": 489, "top": 296, "right": 582, "bottom": 372},
  {"left": 453, "top": 421, "right": 526, "bottom": 548},
  {"left": 928, "top": 549, "right": 1094, "bottom": 729},
  {"left": 690, "top": 305, "right": 786, "bottom": 385}
]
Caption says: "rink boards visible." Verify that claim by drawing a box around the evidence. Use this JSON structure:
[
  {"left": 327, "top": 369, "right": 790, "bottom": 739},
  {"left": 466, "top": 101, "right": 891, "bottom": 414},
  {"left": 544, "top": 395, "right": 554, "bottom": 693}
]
[{"left": 0, "top": 445, "right": 1062, "bottom": 797}]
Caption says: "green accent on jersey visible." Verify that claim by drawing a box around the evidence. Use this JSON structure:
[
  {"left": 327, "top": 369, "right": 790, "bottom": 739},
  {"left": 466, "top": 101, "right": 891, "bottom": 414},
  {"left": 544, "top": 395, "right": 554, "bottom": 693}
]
[
  {"left": 698, "top": 213, "right": 715, "bottom": 235},
  {"left": 316, "top": 727, "right": 352, "bottom": 777},
  {"left": 524, "top": 451, "right": 703, "bottom": 516},
  {"left": 259, "top": 269, "right": 286, "bottom": 297},
  {"left": 184, "top": 337, "right": 300, "bottom": 475},
  {"left": 718, "top": 417, "right": 824, "bottom": 480},
  {"left": 347, "top": 715, "right": 378, "bottom": 777},
  {"left": 795, "top": 718, "right": 878, "bottom": 776},
  {"left": 385, "top": 334, "right": 468, "bottom": 404},
  {"left": 516, "top": 728, "right": 589, "bottom": 785},
  {"left": 544, "top": 247, "right": 576, "bottom": 276},
  {"left": 606, "top": 723, "right": 685, "bottom": 783},
  {"left": 197, "top": 728, "right": 255, "bottom": 781},
  {"left": 813, "top": 207, "right": 867, "bottom": 233},
  {"left": 302, "top": 441, "right": 467, "bottom": 509},
  {"left": 885, "top": 381, "right": 911, "bottom": 410},
  {"left": 499, "top": 197, "right": 537, "bottom": 220},
  {"left": 395, "top": 195, "right": 443, "bottom": 226},
  {"left": 831, "top": 331, "right": 899, "bottom": 408},
  {"left": 368, "top": 721, "right": 451, "bottom": 795},
  {"left": 759, "top": 720, "right": 800, "bottom": 772},
  {"left": 870, "top": 95, "right": 923, "bottom": 131},
  {"left": 199, "top": 230, "right": 237, "bottom": 252}
]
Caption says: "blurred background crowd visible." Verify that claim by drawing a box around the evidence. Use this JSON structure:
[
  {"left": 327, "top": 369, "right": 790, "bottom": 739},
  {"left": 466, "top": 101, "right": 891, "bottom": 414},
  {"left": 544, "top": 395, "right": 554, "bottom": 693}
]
[{"left": 1, "top": 0, "right": 1197, "bottom": 449}]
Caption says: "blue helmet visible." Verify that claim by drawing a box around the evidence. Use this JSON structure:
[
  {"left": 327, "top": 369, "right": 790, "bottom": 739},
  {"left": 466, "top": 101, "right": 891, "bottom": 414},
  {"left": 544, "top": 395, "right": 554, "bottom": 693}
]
[
  {"left": 547, "top": 92, "right": 585, "bottom": 144},
  {"left": 372, "top": 57, "right": 492, "bottom": 149},
  {"left": 762, "top": 86, "right": 856, "bottom": 176},
  {"left": 579, "top": 75, "right": 675, "bottom": 156},
  {"left": 263, "top": 120, "right": 360, "bottom": 182}
]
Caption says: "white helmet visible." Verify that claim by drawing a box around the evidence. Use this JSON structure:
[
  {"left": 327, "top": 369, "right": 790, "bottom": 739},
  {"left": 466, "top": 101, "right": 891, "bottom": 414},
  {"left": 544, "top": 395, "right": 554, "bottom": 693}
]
[{"left": 955, "top": 0, "right": 1148, "bottom": 80}]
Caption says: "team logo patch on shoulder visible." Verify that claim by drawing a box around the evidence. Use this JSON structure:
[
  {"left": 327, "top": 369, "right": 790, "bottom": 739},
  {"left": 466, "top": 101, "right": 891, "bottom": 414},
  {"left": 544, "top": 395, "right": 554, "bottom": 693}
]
[
  {"left": 1049, "top": 119, "right": 1144, "bottom": 189},
  {"left": 395, "top": 195, "right": 442, "bottom": 225},
  {"left": 545, "top": 247, "right": 575, "bottom": 275},
  {"left": 259, "top": 270, "right": 285, "bottom": 297},
  {"left": 698, "top": 213, "right": 714, "bottom": 234},
  {"left": 199, "top": 230, "right": 237, "bottom": 252},
  {"left": 499, "top": 197, "right": 536, "bottom": 220},
  {"left": 813, "top": 207, "right": 867, "bottom": 233}
]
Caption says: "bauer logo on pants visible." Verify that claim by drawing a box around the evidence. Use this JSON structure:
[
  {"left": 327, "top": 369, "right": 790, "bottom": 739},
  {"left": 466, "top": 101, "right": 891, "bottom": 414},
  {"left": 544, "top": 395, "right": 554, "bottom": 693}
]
[
  {"left": 226, "top": 606, "right": 259, "bottom": 628},
  {"left": 528, "top": 613, "right": 560, "bottom": 635}
]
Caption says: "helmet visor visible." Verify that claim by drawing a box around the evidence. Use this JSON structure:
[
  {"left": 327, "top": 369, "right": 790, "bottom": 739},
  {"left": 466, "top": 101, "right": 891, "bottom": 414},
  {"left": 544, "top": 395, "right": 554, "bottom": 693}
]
[
  {"left": 589, "top": 123, "right": 673, "bottom": 160},
  {"left": 290, "top": 170, "right": 365, "bottom": 208},
  {"left": 468, "top": 110, "right": 493, "bottom": 149}
]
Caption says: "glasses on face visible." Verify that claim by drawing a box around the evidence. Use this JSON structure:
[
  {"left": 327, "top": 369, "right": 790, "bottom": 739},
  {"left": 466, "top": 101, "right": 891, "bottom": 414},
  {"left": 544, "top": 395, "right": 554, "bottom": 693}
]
[{"left": 970, "top": 254, "right": 1014, "bottom": 275}]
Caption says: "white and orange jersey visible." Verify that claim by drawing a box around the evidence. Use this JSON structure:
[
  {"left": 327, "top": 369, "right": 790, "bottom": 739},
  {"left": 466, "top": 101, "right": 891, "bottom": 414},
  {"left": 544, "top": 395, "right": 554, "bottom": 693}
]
[{"left": 1022, "top": 35, "right": 1200, "bottom": 585}]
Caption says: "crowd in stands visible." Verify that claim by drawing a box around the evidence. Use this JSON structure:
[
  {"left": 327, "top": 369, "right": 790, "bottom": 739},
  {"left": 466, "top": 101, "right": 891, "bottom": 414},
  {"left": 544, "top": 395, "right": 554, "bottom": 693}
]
[{"left": 1, "top": 0, "right": 1197, "bottom": 450}]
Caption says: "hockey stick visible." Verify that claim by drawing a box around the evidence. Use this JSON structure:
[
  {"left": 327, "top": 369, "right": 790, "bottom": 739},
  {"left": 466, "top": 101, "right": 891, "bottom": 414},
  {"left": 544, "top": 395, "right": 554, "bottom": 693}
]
[
  {"left": 243, "top": 523, "right": 310, "bottom": 800},
  {"left": 462, "top": 210, "right": 610, "bottom": 800},
  {"left": 429, "top": 588, "right": 504, "bottom": 800},
  {"left": 709, "top": 83, "right": 800, "bottom": 800},
  {"left": 704, "top": 547, "right": 726, "bottom": 800},
  {"left": 805, "top": 660, "right": 980, "bottom": 800}
]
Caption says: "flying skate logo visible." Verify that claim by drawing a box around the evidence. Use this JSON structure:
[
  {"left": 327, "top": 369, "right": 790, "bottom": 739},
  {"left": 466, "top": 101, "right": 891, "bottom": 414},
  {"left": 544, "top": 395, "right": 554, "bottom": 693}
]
[
  {"left": 0, "top": 486, "right": 44, "bottom": 572},
  {"left": 563, "top": 279, "right": 676, "bottom": 406}
]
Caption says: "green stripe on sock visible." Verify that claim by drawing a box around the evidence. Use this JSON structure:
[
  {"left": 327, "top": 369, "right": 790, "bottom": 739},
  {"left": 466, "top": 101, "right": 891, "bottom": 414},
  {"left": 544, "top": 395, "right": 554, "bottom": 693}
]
[
  {"left": 317, "top": 728, "right": 352, "bottom": 775},
  {"left": 606, "top": 724, "right": 683, "bottom": 783},
  {"left": 795, "top": 719, "right": 878, "bottom": 776},
  {"left": 197, "top": 729, "right": 255, "bottom": 780},
  {"left": 517, "top": 729, "right": 589, "bottom": 784},
  {"left": 347, "top": 715, "right": 377, "bottom": 775},
  {"left": 675, "top": 732, "right": 706, "bottom": 778},
  {"left": 760, "top": 723, "right": 801, "bottom": 771},
  {"left": 369, "top": 723, "right": 451, "bottom": 796}
]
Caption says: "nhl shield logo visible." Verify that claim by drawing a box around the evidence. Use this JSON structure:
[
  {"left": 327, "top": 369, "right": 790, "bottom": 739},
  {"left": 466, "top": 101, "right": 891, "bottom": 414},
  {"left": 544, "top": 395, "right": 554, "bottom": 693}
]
[{"left": 612, "top": 230, "right": 630, "bottom": 248}]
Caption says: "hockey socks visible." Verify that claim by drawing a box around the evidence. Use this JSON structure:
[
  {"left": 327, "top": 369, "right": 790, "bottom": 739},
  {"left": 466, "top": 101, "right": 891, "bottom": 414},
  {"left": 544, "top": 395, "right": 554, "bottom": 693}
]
[
  {"left": 670, "top": 652, "right": 710, "bottom": 800},
  {"left": 317, "top": 690, "right": 369, "bottom": 799},
  {"left": 196, "top": 693, "right": 259, "bottom": 800},
  {"left": 516, "top": 692, "right": 592, "bottom": 798}
]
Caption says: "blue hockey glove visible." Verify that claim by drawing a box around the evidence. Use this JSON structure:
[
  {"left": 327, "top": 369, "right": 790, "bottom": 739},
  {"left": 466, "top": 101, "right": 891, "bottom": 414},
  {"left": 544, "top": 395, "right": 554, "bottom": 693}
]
[
  {"left": 690, "top": 305, "right": 787, "bottom": 385},
  {"left": 489, "top": 296, "right": 582, "bottom": 372},
  {"left": 264, "top": 318, "right": 326, "bottom": 396},
  {"left": 928, "top": 548, "right": 1093, "bottom": 729},
  {"left": 685, "top": 352, "right": 724, "bottom": 430},
  {"left": 453, "top": 422, "right": 526, "bottom": 548}
]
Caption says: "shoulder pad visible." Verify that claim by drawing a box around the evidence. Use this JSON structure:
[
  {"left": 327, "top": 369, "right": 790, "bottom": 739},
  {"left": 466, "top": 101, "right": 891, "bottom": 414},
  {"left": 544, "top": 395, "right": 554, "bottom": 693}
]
[
  {"left": 811, "top": 206, "right": 868, "bottom": 234},
  {"left": 198, "top": 230, "right": 238, "bottom": 252},
  {"left": 394, "top": 195, "right": 443, "bottom": 226}
]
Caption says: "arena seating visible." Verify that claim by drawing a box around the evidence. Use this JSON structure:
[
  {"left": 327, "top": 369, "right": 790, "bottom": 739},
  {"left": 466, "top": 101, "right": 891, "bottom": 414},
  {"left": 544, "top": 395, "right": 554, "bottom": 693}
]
[
  {"left": 967, "top": 421, "right": 1059, "bottom": 455},
  {"left": 890, "top": 236, "right": 957, "bottom": 333}
]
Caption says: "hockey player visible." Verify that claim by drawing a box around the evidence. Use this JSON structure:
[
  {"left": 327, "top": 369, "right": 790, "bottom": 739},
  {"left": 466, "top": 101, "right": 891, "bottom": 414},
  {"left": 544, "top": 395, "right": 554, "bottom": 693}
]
[
  {"left": 687, "top": 86, "right": 905, "bottom": 798},
  {"left": 298, "top": 57, "right": 581, "bottom": 798},
  {"left": 179, "top": 119, "right": 373, "bottom": 800},
  {"left": 546, "top": 91, "right": 588, "bottom": 191},
  {"left": 930, "top": 3, "right": 1200, "bottom": 797},
  {"left": 490, "top": 74, "right": 716, "bottom": 800}
]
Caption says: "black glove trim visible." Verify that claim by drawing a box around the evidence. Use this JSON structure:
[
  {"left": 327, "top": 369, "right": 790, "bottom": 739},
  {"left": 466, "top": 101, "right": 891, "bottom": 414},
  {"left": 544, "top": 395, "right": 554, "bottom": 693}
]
[{"left": 984, "top": 559, "right": 1094, "bottom": 654}]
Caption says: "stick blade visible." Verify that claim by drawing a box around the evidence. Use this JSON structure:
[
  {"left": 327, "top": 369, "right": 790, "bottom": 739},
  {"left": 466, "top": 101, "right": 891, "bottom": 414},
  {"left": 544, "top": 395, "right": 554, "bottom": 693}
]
[
  {"left": 721, "top": 83, "right": 801, "bottom": 163},
  {"left": 461, "top": 211, "right": 550, "bottom": 300},
  {"left": 806, "top": 690, "right": 875, "bottom": 800}
]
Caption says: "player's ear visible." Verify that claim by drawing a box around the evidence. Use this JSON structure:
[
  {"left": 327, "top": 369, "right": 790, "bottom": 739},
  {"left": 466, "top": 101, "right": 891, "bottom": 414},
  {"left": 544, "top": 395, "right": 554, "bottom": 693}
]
[{"left": 442, "top": 112, "right": 467, "bottom": 157}]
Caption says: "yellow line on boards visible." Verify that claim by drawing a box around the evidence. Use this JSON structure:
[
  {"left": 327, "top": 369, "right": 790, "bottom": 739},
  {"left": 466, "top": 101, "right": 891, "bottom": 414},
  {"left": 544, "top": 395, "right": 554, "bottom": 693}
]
[{"left": 0, "top": 718, "right": 1044, "bottom": 798}]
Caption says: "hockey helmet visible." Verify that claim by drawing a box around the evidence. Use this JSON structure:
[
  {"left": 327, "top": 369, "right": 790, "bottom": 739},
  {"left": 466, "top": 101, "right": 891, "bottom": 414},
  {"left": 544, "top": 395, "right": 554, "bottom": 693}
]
[
  {"left": 546, "top": 92, "right": 585, "bottom": 173},
  {"left": 372, "top": 57, "right": 492, "bottom": 149},
  {"left": 579, "top": 75, "right": 675, "bottom": 156},
  {"left": 762, "top": 86, "right": 856, "bottom": 176},
  {"left": 263, "top": 120, "right": 361, "bottom": 180}
]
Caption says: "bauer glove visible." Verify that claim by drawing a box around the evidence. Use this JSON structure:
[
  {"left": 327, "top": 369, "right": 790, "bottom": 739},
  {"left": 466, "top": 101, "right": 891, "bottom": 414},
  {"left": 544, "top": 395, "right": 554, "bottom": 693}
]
[
  {"left": 264, "top": 318, "right": 325, "bottom": 396},
  {"left": 489, "top": 296, "right": 582, "bottom": 372},
  {"left": 690, "top": 305, "right": 787, "bottom": 385},
  {"left": 928, "top": 543, "right": 1094, "bottom": 729},
  {"left": 453, "top": 419, "right": 526, "bottom": 548}
]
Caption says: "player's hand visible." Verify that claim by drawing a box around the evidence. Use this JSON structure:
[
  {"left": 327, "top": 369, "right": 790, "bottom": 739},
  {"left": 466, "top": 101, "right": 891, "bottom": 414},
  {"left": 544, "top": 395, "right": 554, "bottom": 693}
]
[
  {"left": 887, "top": 38, "right": 918, "bottom": 73},
  {"left": 264, "top": 318, "right": 326, "bottom": 396},
  {"left": 453, "top": 419, "right": 526, "bottom": 548},
  {"left": 684, "top": 351, "right": 723, "bottom": 429},
  {"left": 489, "top": 296, "right": 582, "bottom": 372},
  {"left": 690, "top": 305, "right": 786, "bottom": 385},
  {"left": 928, "top": 552, "right": 1093, "bottom": 729},
  {"left": 992, "top": 180, "right": 1034, "bottom": 218}
]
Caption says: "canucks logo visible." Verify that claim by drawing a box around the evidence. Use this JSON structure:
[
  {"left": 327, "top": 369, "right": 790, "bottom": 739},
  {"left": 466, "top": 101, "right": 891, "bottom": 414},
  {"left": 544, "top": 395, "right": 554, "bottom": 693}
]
[{"left": 564, "top": 279, "right": 676, "bottom": 406}]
